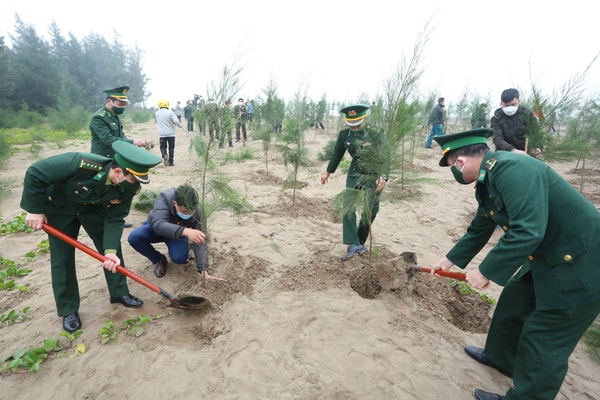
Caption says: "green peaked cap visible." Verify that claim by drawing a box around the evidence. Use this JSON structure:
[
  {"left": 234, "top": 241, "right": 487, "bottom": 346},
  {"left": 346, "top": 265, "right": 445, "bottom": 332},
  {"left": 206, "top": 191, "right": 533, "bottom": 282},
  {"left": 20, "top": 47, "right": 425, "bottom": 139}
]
[
  {"left": 112, "top": 141, "right": 162, "bottom": 183},
  {"left": 103, "top": 86, "right": 130, "bottom": 102},
  {"left": 434, "top": 128, "right": 493, "bottom": 166}
]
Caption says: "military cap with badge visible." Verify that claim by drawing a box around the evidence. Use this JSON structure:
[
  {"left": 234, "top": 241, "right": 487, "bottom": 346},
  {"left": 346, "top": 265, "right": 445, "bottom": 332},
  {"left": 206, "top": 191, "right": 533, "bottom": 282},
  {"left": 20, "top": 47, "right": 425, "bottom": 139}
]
[
  {"left": 341, "top": 103, "right": 370, "bottom": 126},
  {"left": 104, "top": 86, "right": 130, "bottom": 103},
  {"left": 112, "top": 141, "right": 162, "bottom": 184},
  {"left": 434, "top": 128, "right": 493, "bottom": 167}
]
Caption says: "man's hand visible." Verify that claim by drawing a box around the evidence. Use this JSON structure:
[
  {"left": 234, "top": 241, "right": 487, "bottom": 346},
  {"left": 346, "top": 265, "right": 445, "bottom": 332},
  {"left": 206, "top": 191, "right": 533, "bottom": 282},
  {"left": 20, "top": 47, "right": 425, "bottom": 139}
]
[
  {"left": 430, "top": 256, "right": 454, "bottom": 276},
  {"left": 466, "top": 268, "right": 490, "bottom": 290},
  {"left": 200, "top": 270, "right": 228, "bottom": 282},
  {"left": 102, "top": 253, "right": 121, "bottom": 273},
  {"left": 133, "top": 138, "right": 145, "bottom": 147},
  {"left": 25, "top": 213, "right": 47, "bottom": 230},
  {"left": 376, "top": 176, "right": 387, "bottom": 192},
  {"left": 320, "top": 172, "right": 330, "bottom": 185},
  {"left": 183, "top": 228, "right": 206, "bottom": 244}
]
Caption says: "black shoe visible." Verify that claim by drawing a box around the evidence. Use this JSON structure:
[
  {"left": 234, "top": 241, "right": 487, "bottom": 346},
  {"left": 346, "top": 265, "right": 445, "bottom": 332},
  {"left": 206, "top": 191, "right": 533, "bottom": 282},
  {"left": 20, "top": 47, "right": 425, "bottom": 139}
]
[
  {"left": 154, "top": 254, "right": 168, "bottom": 278},
  {"left": 464, "top": 345, "right": 513, "bottom": 378},
  {"left": 124, "top": 221, "right": 133, "bottom": 228},
  {"left": 473, "top": 389, "right": 503, "bottom": 400},
  {"left": 63, "top": 312, "right": 81, "bottom": 333},
  {"left": 110, "top": 294, "right": 143, "bottom": 308}
]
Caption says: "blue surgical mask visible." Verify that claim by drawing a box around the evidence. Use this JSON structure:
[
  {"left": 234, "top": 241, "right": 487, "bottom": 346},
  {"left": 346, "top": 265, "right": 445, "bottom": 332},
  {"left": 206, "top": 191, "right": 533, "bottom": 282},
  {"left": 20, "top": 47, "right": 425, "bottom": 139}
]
[{"left": 176, "top": 211, "right": 193, "bottom": 220}]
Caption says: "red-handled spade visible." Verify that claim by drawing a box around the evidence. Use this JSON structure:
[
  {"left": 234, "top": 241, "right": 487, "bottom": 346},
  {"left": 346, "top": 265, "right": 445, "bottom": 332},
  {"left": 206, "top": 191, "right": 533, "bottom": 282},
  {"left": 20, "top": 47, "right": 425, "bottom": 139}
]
[{"left": 42, "top": 223, "right": 209, "bottom": 310}]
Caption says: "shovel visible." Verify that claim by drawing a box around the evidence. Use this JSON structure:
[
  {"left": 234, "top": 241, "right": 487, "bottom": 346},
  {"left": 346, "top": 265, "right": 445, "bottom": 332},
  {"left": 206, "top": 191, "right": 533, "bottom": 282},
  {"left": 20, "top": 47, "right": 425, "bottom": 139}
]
[
  {"left": 42, "top": 223, "right": 210, "bottom": 310},
  {"left": 408, "top": 265, "right": 467, "bottom": 281}
]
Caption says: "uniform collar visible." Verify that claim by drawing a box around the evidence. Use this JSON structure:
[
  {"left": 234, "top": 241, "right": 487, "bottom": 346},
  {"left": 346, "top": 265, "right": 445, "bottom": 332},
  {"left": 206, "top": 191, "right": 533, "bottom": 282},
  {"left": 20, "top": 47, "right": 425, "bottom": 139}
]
[{"left": 477, "top": 151, "right": 498, "bottom": 183}]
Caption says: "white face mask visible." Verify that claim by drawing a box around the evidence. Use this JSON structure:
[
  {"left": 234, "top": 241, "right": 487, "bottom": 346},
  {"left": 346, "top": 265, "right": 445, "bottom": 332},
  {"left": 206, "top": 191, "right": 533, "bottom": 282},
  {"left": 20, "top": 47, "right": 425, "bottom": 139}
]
[{"left": 502, "top": 105, "right": 518, "bottom": 116}]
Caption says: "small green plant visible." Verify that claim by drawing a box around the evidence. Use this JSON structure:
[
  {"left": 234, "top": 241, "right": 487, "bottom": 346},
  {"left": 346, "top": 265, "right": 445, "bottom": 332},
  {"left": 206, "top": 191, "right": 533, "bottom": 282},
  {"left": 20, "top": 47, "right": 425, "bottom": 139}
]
[
  {"left": 99, "top": 320, "right": 118, "bottom": 344},
  {"left": 450, "top": 280, "right": 496, "bottom": 305},
  {"left": 0, "top": 212, "right": 34, "bottom": 235},
  {"left": 121, "top": 315, "right": 152, "bottom": 337},
  {"left": 0, "top": 307, "right": 31, "bottom": 326},
  {"left": 99, "top": 314, "right": 163, "bottom": 344},
  {"left": 0, "top": 256, "right": 32, "bottom": 292},
  {"left": 2, "top": 338, "right": 62, "bottom": 374}
]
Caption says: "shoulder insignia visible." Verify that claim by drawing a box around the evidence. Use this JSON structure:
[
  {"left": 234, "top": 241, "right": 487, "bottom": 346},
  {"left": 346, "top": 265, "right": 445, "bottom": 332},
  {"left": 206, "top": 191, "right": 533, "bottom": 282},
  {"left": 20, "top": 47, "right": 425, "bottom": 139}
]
[
  {"left": 98, "top": 110, "right": 107, "bottom": 117},
  {"left": 93, "top": 171, "right": 107, "bottom": 181},
  {"left": 485, "top": 158, "right": 498, "bottom": 171},
  {"left": 79, "top": 158, "right": 105, "bottom": 172}
]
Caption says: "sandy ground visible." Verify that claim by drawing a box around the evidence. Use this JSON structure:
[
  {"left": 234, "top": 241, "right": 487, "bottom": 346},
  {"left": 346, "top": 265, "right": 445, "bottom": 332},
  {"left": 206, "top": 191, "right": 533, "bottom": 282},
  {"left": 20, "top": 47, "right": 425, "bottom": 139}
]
[{"left": 1, "top": 119, "right": 599, "bottom": 399}]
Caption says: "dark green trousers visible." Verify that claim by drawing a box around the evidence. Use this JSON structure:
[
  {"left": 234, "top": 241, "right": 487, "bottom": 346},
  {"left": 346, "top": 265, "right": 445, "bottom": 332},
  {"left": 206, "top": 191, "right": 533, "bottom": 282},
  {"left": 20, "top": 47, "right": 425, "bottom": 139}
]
[
  {"left": 342, "top": 187, "right": 380, "bottom": 245},
  {"left": 47, "top": 213, "right": 130, "bottom": 317},
  {"left": 484, "top": 272, "right": 600, "bottom": 399}
]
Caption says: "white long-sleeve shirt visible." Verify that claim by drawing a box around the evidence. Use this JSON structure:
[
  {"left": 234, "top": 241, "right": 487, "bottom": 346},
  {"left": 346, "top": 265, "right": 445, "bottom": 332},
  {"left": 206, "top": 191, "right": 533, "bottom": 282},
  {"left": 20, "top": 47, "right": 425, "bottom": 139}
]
[{"left": 155, "top": 108, "right": 183, "bottom": 138}]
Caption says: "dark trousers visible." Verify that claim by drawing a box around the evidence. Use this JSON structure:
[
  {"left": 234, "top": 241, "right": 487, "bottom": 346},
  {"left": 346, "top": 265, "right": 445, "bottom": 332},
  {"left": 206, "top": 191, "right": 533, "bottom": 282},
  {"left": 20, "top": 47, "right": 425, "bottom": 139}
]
[
  {"left": 160, "top": 136, "right": 175, "bottom": 165},
  {"left": 484, "top": 271, "right": 600, "bottom": 399},
  {"left": 128, "top": 222, "right": 190, "bottom": 265},
  {"left": 46, "top": 213, "right": 129, "bottom": 316},
  {"left": 235, "top": 121, "right": 247, "bottom": 141},
  {"left": 342, "top": 187, "right": 381, "bottom": 245}
]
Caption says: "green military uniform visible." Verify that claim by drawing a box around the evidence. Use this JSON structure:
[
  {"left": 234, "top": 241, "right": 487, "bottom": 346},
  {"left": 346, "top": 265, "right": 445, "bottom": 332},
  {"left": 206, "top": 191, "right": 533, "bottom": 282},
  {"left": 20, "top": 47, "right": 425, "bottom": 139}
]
[
  {"left": 218, "top": 101, "right": 234, "bottom": 148},
  {"left": 326, "top": 104, "right": 390, "bottom": 246},
  {"left": 435, "top": 129, "right": 600, "bottom": 400},
  {"left": 90, "top": 86, "right": 134, "bottom": 157},
  {"left": 20, "top": 142, "right": 162, "bottom": 317}
]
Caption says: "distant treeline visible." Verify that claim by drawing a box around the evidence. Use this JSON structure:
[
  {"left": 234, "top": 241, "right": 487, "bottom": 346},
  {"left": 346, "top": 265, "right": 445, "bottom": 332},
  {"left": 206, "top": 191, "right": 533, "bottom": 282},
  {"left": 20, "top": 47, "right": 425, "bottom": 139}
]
[{"left": 0, "top": 15, "right": 149, "bottom": 114}]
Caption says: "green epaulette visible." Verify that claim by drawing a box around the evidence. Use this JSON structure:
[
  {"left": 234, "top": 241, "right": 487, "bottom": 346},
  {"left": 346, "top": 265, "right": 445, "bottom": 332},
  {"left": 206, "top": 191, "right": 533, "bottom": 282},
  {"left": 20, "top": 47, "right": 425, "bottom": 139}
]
[
  {"left": 97, "top": 109, "right": 107, "bottom": 118},
  {"left": 79, "top": 158, "right": 105, "bottom": 172},
  {"left": 364, "top": 122, "right": 382, "bottom": 135}
]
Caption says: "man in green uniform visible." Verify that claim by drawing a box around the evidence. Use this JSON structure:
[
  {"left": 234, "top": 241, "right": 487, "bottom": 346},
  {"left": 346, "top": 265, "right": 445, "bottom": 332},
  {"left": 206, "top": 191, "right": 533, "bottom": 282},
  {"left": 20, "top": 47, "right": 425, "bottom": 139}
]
[
  {"left": 429, "top": 128, "right": 600, "bottom": 400},
  {"left": 90, "top": 86, "right": 145, "bottom": 227},
  {"left": 90, "top": 86, "right": 145, "bottom": 157},
  {"left": 320, "top": 104, "right": 390, "bottom": 261},
  {"left": 20, "top": 142, "right": 162, "bottom": 333}
]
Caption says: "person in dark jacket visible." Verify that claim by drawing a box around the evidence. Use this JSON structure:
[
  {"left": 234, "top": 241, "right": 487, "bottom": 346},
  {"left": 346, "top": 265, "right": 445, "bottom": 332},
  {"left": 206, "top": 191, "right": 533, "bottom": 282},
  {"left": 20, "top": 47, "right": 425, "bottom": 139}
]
[
  {"left": 320, "top": 104, "right": 390, "bottom": 261},
  {"left": 491, "top": 88, "right": 542, "bottom": 157},
  {"left": 127, "top": 185, "right": 226, "bottom": 282},
  {"left": 431, "top": 128, "right": 600, "bottom": 400},
  {"left": 425, "top": 97, "right": 446, "bottom": 148}
]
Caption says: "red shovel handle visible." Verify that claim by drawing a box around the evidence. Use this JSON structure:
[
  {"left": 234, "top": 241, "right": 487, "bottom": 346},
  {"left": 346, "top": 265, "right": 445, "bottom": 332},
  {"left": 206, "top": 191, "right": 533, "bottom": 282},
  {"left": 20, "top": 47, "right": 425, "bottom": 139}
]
[
  {"left": 42, "top": 223, "right": 173, "bottom": 300},
  {"left": 417, "top": 266, "right": 467, "bottom": 281}
]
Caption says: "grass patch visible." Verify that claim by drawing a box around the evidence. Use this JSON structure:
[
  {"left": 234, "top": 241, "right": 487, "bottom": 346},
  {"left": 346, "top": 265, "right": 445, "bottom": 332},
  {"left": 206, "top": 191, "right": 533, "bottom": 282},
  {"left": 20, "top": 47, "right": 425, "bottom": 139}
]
[{"left": 583, "top": 317, "right": 600, "bottom": 365}]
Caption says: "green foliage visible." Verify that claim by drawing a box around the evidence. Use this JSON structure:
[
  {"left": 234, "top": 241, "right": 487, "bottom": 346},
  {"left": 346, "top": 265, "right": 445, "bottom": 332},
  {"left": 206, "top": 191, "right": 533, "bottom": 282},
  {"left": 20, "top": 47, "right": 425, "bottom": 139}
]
[
  {"left": 99, "top": 320, "right": 118, "bottom": 344},
  {"left": 127, "top": 108, "right": 154, "bottom": 124},
  {"left": 1, "top": 337, "right": 63, "bottom": 374},
  {"left": 0, "top": 212, "right": 34, "bottom": 234},
  {"left": 221, "top": 148, "right": 254, "bottom": 163},
  {"left": 583, "top": 318, "right": 600, "bottom": 365},
  {"left": 0, "top": 307, "right": 31, "bottom": 326},
  {"left": 0, "top": 255, "right": 33, "bottom": 292},
  {"left": 450, "top": 280, "right": 496, "bottom": 305},
  {"left": 99, "top": 315, "right": 162, "bottom": 344},
  {"left": 0, "top": 133, "right": 11, "bottom": 169},
  {"left": 133, "top": 190, "right": 159, "bottom": 212},
  {"left": 318, "top": 138, "right": 337, "bottom": 161},
  {"left": 47, "top": 104, "right": 89, "bottom": 134},
  {"left": 15, "top": 104, "right": 44, "bottom": 128},
  {"left": 207, "top": 175, "right": 255, "bottom": 218}
]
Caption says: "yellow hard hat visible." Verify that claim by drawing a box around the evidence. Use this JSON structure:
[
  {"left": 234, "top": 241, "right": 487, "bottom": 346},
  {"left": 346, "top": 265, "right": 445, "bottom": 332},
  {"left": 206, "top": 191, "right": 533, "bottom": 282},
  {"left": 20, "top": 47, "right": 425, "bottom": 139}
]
[{"left": 158, "top": 99, "right": 169, "bottom": 109}]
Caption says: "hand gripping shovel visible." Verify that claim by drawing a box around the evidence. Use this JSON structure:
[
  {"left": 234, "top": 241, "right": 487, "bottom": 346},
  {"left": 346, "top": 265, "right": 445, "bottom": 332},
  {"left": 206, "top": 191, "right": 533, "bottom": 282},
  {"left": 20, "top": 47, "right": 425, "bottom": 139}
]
[{"left": 42, "top": 223, "right": 209, "bottom": 310}]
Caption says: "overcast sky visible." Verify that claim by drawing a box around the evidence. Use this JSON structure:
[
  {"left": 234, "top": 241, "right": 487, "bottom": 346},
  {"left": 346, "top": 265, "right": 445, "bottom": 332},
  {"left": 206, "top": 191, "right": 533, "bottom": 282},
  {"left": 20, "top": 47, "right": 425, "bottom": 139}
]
[{"left": 2, "top": 0, "right": 599, "bottom": 111}]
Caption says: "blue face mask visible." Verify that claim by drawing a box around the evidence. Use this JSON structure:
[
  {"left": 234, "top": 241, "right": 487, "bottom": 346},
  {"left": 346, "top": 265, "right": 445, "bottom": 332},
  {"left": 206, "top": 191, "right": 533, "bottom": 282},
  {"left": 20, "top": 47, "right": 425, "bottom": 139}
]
[{"left": 176, "top": 211, "right": 194, "bottom": 220}]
